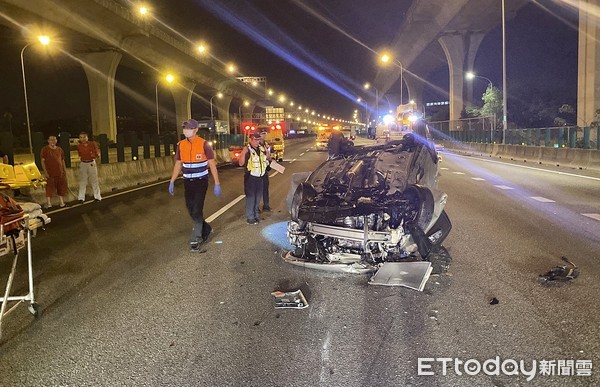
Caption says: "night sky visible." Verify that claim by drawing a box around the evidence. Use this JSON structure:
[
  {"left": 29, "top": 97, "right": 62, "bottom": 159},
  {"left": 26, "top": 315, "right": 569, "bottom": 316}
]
[{"left": 0, "top": 0, "right": 579, "bottom": 136}]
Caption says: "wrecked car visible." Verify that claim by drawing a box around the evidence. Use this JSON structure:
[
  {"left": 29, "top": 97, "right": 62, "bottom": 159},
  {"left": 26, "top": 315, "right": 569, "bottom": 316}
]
[{"left": 286, "top": 124, "right": 451, "bottom": 272}]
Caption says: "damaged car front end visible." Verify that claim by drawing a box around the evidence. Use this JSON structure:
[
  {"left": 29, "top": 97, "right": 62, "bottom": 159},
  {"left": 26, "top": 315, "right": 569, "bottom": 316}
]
[{"left": 286, "top": 129, "right": 451, "bottom": 272}]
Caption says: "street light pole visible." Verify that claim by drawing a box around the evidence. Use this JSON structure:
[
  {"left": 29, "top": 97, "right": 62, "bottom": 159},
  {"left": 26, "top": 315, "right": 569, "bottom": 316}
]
[
  {"left": 502, "top": 0, "right": 508, "bottom": 144},
  {"left": 20, "top": 42, "right": 34, "bottom": 155},
  {"left": 210, "top": 93, "right": 223, "bottom": 121},
  {"left": 400, "top": 63, "right": 403, "bottom": 105},
  {"left": 155, "top": 82, "right": 160, "bottom": 135},
  {"left": 21, "top": 36, "right": 51, "bottom": 155}
]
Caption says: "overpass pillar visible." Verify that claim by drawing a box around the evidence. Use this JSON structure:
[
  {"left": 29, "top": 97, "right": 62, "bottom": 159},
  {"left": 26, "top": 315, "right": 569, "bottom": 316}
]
[
  {"left": 439, "top": 34, "right": 466, "bottom": 123},
  {"left": 403, "top": 72, "right": 424, "bottom": 108},
  {"left": 76, "top": 50, "right": 122, "bottom": 142},
  {"left": 464, "top": 33, "right": 486, "bottom": 106},
  {"left": 578, "top": 0, "right": 600, "bottom": 127},
  {"left": 214, "top": 95, "right": 233, "bottom": 130},
  {"left": 170, "top": 81, "right": 196, "bottom": 138}
]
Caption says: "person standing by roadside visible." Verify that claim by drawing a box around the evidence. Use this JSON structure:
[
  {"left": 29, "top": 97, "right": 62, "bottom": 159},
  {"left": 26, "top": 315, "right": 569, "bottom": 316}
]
[
  {"left": 77, "top": 131, "right": 102, "bottom": 203},
  {"left": 239, "top": 132, "right": 268, "bottom": 224},
  {"left": 169, "top": 119, "right": 221, "bottom": 252},
  {"left": 40, "top": 135, "right": 68, "bottom": 208}
]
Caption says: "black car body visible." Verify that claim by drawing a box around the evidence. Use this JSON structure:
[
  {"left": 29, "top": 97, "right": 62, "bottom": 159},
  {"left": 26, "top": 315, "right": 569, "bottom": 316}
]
[{"left": 286, "top": 125, "right": 451, "bottom": 269}]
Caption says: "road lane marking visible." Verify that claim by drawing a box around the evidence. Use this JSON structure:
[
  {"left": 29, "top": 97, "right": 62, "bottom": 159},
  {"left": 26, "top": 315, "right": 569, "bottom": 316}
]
[
  {"left": 319, "top": 331, "right": 332, "bottom": 383},
  {"left": 449, "top": 153, "right": 600, "bottom": 181},
  {"left": 290, "top": 158, "right": 297, "bottom": 164},
  {"left": 299, "top": 152, "right": 305, "bottom": 156},
  {"left": 269, "top": 171, "right": 279, "bottom": 178},
  {"left": 530, "top": 196, "right": 555, "bottom": 203},
  {"left": 440, "top": 167, "right": 449, "bottom": 170},
  {"left": 494, "top": 185, "right": 513, "bottom": 190},
  {"left": 582, "top": 213, "right": 600, "bottom": 221},
  {"left": 205, "top": 195, "right": 245, "bottom": 223},
  {"left": 471, "top": 177, "right": 486, "bottom": 181},
  {"left": 452, "top": 171, "right": 465, "bottom": 175}
]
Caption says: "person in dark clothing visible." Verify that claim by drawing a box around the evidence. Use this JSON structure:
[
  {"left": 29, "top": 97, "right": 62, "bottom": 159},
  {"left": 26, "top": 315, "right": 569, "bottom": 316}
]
[
  {"left": 328, "top": 130, "right": 347, "bottom": 158},
  {"left": 169, "top": 119, "right": 221, "bottom": 252}
]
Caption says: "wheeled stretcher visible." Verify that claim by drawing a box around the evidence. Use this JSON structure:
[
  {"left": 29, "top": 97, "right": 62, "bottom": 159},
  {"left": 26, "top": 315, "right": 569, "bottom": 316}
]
[{"left": 0, "top": 205, "right": 50, "bottom": 339}]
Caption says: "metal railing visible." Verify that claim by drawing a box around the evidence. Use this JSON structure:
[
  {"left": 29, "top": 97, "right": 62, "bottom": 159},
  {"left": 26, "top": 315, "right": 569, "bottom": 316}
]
[{"left": 428, "top": 117, "right": 599, "bottom": 150}]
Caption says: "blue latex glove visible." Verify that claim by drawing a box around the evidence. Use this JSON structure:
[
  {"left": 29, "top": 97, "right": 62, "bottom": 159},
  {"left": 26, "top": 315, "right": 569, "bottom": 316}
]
[
  {"left": 168, "top": 181, "right": 175, "bottom": 196},
  {"left": 214, "top": 183, "right": 221, "bottom": 197}
]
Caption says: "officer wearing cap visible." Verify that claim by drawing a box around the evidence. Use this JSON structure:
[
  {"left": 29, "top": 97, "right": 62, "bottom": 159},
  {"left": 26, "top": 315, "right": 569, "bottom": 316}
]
[
  {"left": 239, "top": 132, "right": 269, "bottom": 224},
  {"left": 169, "top": 119, "right": 221, "bottom": 252}
]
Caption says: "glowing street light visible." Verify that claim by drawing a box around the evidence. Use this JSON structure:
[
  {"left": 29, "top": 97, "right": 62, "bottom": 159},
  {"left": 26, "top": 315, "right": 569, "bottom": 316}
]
[
  {"left": 155, "top": 73, "right": 175, "bottom": 135},
  {"left": 364, "top": 82, "right": 379, "bottom": 123},
  {"left": 377, "top": 52, "right": 405, "bottom": 105},
  {"left": 227, "top": 63, "right": 236, "bottom": 74},
  {"left": 21, "top": 35, "right": 51, "bottom": 155},
  {"left": 210, "top": 92, "right": 223, "bottom": 121},
  {"left": 139, "top": 6, "right": 148, "bottom": 16},
  {"left": 197, "top": 43, "right": 207, "bottom": 54},
  {"left": 466, "top": 71, "right": 493, "bottom": 89}
]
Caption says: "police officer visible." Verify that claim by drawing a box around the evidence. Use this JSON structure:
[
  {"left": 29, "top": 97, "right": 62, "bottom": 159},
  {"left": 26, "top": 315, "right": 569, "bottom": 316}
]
[
  {"left": 239, "top": 132, "right": 269, "bottom": 224},
  {"left": 169, "top": 119, "right": 221, "bottom": 252}
]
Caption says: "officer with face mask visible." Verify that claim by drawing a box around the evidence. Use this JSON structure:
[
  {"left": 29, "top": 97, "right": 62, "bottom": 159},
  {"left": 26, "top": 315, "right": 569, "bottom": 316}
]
[
  {"left": 239, "top": 132, "right": 268, "bottom": 224},
  {"left": 169, "top": 119, "right": 221, "bottom": 252}
]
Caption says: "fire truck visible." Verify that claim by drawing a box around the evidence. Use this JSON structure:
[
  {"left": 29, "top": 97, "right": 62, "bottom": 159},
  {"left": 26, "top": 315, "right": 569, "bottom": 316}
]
[
  {"left": 376, "top": 102, "right": 420, "bottom": 140},
  {"left": 230, "top": 106, "right": 286, "bottom": 165}
]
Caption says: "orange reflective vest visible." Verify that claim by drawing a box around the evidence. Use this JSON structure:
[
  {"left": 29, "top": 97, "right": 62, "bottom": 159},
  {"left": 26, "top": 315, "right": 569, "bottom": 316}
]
[{"left": 178, "top": 136, "right": 209, "bottom": 179}]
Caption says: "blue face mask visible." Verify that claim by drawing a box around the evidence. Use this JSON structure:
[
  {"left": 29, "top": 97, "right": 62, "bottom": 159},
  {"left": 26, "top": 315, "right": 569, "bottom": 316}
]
[{"left": 183, "top": 129, "right": 196, "bottom": 138}]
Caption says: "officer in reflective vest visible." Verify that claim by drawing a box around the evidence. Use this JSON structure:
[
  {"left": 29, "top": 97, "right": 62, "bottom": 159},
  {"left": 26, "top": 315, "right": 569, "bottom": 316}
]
[
  {"left": 169, "top": 119, "right": 221, "bottom": 252},
  {"left": 239, "top": 132, "right": 268, "bottom": 224}
]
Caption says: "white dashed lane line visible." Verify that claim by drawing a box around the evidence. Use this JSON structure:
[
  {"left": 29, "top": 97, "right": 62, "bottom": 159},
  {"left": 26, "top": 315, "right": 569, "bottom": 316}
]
[
  {"left": 445, "top": 166, "right": 598, "bottom": 222},
  {"left": 530, "top": 196, "right": 555, "bottom": 203},
  {"left": 299, "top": 152, "right": 305, "bottom": 156},
  {"left": 289, "top": 158, "right": 297, "bottom": 164},
  {"left": 440, "top": 167, "right": 449, "bottom": 170},
  {"left": 582, "top": 213, "right": 600, "bottom": 221},
  {"left": 269, "top": 171, "right": 279, "bottom": 178}
]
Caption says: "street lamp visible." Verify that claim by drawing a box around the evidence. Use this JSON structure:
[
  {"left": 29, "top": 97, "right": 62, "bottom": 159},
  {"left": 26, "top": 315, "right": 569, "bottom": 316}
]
[
  {"left": 378, "top": 52, "right": 404, "bottom": 106},
  {"left": 237, "top": 100, "right": 250, "bottom": 133},
  {"left": 357, "top": 97, "right": 368, "bottom": 124},
  {"left": 364, "top": 82, "right": 379, "bottom": 124},
  {"left": 210, "top": 92, "right": 223, "bottom": 121},
  {"left": 155, "top": 73, "right": 174, "bottom": 135},
  {"left": 466, "top": 71, "right": 493, "bottom": 89},
  {"left": 21, "top": 35, "right": 50, "bottom": 155}
]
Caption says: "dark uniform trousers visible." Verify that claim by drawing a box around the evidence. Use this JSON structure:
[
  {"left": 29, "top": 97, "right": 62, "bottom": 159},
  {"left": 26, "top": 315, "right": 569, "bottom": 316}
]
[
  {"left": 244, "top": 173, "right": 264, "bottom": 220},
  {"left": 183, "top": 178, "right": 212, "bottom": 242}
]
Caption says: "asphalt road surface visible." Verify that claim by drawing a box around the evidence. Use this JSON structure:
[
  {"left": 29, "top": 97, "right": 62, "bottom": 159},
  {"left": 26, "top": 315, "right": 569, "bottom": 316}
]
[{"left": 0, "top": 138, "right": 598, "bottom": 386}]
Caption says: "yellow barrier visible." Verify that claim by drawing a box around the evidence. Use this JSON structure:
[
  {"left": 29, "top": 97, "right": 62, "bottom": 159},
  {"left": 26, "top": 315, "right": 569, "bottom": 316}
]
[{"left": 0, "top": 163, "right": 46, "bottom": 190}]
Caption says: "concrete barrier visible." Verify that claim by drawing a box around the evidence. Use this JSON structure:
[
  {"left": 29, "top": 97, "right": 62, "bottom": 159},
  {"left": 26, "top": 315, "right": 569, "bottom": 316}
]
[
  {"left": 441, "top": 141, "right": 600, "bottom": 172},
  {"left": 523, "top": 146, "right": 541, "bottom": 163},
  {"left": 566, "top": 148, "right": 592, "bottom": 170},
  {"left": 27, "top": 155, "right": 176, "bottom": 204}
]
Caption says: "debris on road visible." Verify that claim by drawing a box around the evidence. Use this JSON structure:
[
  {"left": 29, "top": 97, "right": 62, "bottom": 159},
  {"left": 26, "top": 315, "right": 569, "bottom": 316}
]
[
  {"left": 271, "top": 289, "right": 309, "bottom": 309},
  {"left": 489, "top": 297, "right": 499, "bottom": 305},
  {"left": 369, "top": 262, "right": 433, "bottom": 291},
  {"left": 538, "top": 256, "right": 579, "bottom": 285}
]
